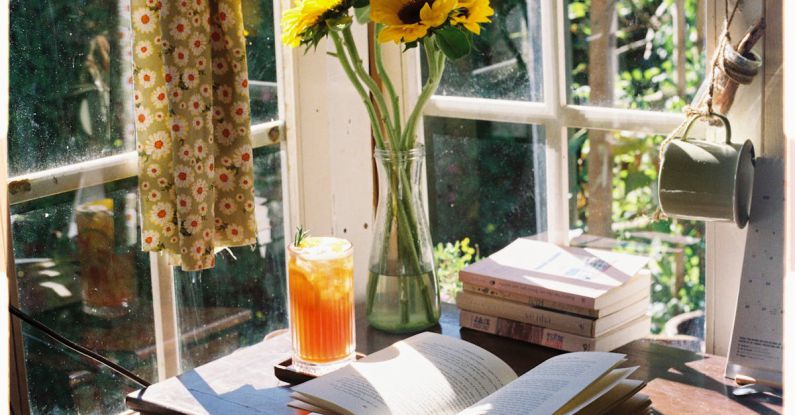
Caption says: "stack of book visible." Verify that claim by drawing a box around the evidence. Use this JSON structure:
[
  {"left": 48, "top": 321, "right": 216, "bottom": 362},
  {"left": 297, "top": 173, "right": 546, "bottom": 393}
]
[{"left": 457, "top": 238, "right": 652, "bottom": 352}]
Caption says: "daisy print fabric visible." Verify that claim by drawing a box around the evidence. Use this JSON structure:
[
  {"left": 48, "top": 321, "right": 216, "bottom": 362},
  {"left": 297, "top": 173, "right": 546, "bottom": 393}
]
[{"left": 132, "top": 0, "right": 256, "bottom": 271}]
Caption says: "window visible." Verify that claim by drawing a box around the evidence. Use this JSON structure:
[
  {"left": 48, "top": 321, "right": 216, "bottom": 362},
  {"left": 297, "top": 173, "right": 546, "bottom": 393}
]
[
  {"left": 4, "top": 0, "right": 777, "bottom": 411},
  {"left": 422, "top": 1, "right": 706, "bottom": 348},
  {"left": 7, "top": 0, "right": 287, "bottom": 412}
]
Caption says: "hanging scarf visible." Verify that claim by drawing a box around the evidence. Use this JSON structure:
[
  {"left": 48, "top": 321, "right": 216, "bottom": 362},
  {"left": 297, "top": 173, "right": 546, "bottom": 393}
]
[{"left": 131, "top": 0, "right": 257, "bottom": 271}]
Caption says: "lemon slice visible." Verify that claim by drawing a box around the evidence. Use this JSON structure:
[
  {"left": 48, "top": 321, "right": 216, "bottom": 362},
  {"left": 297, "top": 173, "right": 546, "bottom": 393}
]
[{"left": 294, "top": 236, "right": 352, "bottom": 260}]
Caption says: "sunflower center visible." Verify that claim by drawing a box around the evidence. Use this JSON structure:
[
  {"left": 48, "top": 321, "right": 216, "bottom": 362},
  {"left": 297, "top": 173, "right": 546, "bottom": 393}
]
[{"left": 398, "top": 0, "right": 434, "bottom": 24}]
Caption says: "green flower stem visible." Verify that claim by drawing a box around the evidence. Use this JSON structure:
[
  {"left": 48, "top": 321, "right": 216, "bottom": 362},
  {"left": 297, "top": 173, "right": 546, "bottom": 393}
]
[
  {"left": 341, "top": 26, "right": 397, "bottom": 149},
  {"left": 403, "top": 41, "right": 444, "bottom": 149},
  {"left": 389, "top": 158, "right": 436, "bottom": 323},
  {"left": 329, "top": 31, "right": 386, "bottom": 149},
  {"left": 374, "top": 24, "right": 402, "bottom": 142},
  {"left": 395, "top": 164, "right": 436, "bottom": 323}
]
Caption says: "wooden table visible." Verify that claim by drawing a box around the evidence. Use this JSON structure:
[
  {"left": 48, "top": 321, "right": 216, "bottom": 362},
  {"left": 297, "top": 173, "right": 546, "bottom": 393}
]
[{"left": 126, "top": 304, "right": 783, "bottom": 414}]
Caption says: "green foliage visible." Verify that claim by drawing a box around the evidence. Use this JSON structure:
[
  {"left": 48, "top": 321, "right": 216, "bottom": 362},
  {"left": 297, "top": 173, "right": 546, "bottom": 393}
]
[
  {"left": 434, "top": 238, "right": 479, "bottom": 303},
  {"left": 434, "top": 26, "right": 473, "bottom": 60}
]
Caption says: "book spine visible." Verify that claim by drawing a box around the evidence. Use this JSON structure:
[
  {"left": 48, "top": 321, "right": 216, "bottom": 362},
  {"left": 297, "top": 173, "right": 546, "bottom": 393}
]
[
  {"left": 458, "top": 270, "right": 597, "bottom": 309},
  {"left": 462, "top": 284, "right": 599, "bottom": 318},
  {"left": 460, "top": 311, "right": 597, "bottom": 352},
  {"left": 456, "top": 291, "right": 596, "bottom": 336}
]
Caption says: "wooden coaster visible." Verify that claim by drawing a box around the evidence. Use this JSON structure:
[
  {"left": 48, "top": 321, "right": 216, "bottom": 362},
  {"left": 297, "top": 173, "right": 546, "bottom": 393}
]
[{"left": 274, "top": 353, "right": 366, "bottom": 385}]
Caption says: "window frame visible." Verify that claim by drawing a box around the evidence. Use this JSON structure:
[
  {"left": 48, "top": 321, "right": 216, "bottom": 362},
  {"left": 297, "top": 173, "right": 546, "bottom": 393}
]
[
  {"left": 5, "top": 1, "right": 289, "bottom": 388},
  {"left": 412, "top": 1, "right": 781, "bottom": 356}
]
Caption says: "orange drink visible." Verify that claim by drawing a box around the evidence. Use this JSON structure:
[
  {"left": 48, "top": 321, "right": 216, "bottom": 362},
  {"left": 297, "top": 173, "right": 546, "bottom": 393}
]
[{"left": 288, "top": 237, "right": 355, "bottom": 375}]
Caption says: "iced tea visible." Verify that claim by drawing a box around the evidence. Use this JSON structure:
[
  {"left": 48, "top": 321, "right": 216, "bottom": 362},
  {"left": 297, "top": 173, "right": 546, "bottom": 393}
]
[{"left": 288, "top": 237, "right": 355, "bottom": 375}]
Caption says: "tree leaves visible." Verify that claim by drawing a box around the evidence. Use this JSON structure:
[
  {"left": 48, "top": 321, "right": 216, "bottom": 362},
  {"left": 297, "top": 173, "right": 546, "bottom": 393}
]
[{"left": 434, "top": 26, "right": 471, "bottom": 60}]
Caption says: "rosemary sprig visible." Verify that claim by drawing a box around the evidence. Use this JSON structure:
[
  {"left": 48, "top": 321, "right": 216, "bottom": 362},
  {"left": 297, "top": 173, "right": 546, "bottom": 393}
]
[{"left": 293, "top": 225, "right": 310, "bottom": 247}]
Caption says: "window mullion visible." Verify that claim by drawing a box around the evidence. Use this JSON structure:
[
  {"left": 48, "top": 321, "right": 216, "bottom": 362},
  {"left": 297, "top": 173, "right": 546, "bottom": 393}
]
[
  {"left": 7, "top": 120, "right": 283, "bottom": 206},
  {"left": 149, "top": 253, "right": 181, "bottom": 380},
  {"left": 539, "top": 0, "right": 570, "bottom": 245},
  {"left": 425, "top": 96, "right": 552, "bottom": 124}
]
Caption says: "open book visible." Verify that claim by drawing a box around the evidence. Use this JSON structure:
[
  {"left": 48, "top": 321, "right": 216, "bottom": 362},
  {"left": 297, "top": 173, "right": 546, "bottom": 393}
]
[{"left": 290, "top": 332, "right": 649, "bottom": 415}]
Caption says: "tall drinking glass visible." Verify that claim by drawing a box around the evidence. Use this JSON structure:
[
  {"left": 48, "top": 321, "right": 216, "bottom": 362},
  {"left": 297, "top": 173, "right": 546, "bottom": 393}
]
[{"left": 288, "top": 237, "right": 355, "bottom": 375}]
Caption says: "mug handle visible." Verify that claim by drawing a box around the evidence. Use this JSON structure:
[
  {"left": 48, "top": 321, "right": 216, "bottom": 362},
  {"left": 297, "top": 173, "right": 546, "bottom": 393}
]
[{"left": 679, "top": 112, "right": 732, "bottom": 145}]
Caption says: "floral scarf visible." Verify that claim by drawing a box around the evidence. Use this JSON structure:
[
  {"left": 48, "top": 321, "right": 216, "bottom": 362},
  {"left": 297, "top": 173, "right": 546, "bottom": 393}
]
[{"left": 131, "top": 0, "right": 257, "bottom": 271}]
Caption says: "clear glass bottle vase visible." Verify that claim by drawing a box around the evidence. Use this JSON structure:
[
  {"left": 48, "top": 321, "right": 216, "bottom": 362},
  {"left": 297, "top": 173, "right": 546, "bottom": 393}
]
[{"left": 366, "top": 145, "right": 440, "bottom": 333}]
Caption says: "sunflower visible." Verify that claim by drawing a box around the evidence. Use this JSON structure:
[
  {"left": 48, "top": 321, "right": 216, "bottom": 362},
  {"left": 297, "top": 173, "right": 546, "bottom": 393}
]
[
  {"left": 281, "top": 0, "right": 346, "bottom": 47},
  {"left": 372, "top": 0, "right": 459, "bottom": 43},
  {"left": 451, "top": 0, "right": 493, "bottom": 35}
]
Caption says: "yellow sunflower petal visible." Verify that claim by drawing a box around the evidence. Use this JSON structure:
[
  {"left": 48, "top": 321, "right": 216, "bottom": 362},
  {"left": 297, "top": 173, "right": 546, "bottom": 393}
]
[
  {"left": 370, "top": 0, "right": 407, "bottom": 25},
  {"left": 378, "top": 24, "right": 429, "bottom": 44},
  {"left": 419, "top": 0, "right": 457, "bottom": 28},
  {"left": 280, "top": 0, "right": 345, "bottom": 47},
  {"left": 451, "top": 0, "right": 492, "bottom": 35}
]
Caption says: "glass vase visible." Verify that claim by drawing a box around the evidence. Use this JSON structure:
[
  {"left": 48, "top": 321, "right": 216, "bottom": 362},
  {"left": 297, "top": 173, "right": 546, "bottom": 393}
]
[{"left": 366, "top": 145, "right": 440, "bottom": 333}]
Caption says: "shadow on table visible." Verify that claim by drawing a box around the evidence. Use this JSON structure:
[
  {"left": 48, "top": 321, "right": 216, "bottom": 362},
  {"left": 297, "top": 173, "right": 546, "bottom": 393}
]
[{"left": 620, "top": 341, "right": 781, "bottom": 415}]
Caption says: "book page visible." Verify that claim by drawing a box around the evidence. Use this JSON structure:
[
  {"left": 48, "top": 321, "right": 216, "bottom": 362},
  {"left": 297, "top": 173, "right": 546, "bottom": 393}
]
[
  {"left": 487, "top": 239, "right": 647, "bottom": 288},
  {"left": 292, "top": 332, "right": 517, "bottom": 415},
  {"left": 578, "top": 379, "right": 645, "bottom": 415},
  {"left": 559, "top": 366, "right": 637, "bottom": 414},
  {"left": 458, "top": 352, "right": 625, "bottom": 415}
]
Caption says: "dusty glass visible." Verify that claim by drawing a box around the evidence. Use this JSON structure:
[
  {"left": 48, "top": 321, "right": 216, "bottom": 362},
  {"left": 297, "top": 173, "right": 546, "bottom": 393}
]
[
  {"left": 568, "top": 127, "right": 705, "bottom": 350},
  {"left": 424, "top": 0, "right": 543, "bottom": 101},
  {"left": 11, "top": 178, "right": 157, "bottom": 414}
]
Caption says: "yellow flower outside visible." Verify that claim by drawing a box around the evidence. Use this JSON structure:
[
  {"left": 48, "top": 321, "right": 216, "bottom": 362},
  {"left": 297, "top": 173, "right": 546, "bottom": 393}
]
[
  {"left": 451, "top": 0, "right": 493, "bottom": 35},
  {"left": 281, "top": 0, "right": 344, "bottom": 47},
  {"left": 373, "top": 0, "right": 459, "bottom": 44}
]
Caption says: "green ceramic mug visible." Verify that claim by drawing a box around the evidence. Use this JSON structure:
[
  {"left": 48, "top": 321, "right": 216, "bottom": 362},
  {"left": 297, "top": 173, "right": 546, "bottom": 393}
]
[{"left": 658, "top": 113, "right": 755, "bottom": 228}]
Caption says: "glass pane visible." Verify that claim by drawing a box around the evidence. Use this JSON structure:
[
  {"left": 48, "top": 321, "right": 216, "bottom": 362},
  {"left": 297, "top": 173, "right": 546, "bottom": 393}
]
[
  {"left": 244, "top": 0, "right": 279, "bottom": 124},
  {"left": 8, "top": 0, "right": 136, "bottom": 176},
  {"left": 567, "top": 0, "right": 706, "bottom": 111},
  {"left": 9, "top": 0, "right": 279, "bottom": 177},
  {"left": 568, "top": 128, "right": 705, "bottom": 350},
  {"left": 426, "top": 0, "right": 543, "bottom": 101},
  {"left": 424, "top": 116, "right": 546, "bottom": 302},
  {"left": 11, "top": 178, "right": 158, "bottom": 414},
  {"left": 175, "top": 145, "right": 288, "bottom": 371}
]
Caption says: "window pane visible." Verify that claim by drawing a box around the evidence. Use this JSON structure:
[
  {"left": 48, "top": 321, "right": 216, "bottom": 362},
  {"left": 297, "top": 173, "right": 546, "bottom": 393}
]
[
  {"left": 8, "top": 0, "right": 136, "bottom": 176},
  {"left": 9, "top": 0, "right": 279, "bottom": 177},
  {"left": 175, "top": 145, "right": 287, "bottom": 370},
  {"left": 424, "top": 117, "right": 546, "bottom": 302},
  {"left": 426, "top": 0, "right": 543, "bottom": 101},
  {"left": 244, "top": 0, "right": 279, "bottom": 124},
  {"left": 568, "top": 128, "right": 705, "bottom": 350},
  {"left": 567, "top": 0, "right": 705, "bottom": 111},
  {"left": 11, "top": 178, "right": 158, "bottom": 414}
]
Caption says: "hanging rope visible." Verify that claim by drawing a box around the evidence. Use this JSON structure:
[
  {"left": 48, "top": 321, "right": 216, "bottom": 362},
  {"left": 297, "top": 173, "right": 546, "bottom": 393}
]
[{"left": 653, "top": 0, "right": 742, "bottom": 221}]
